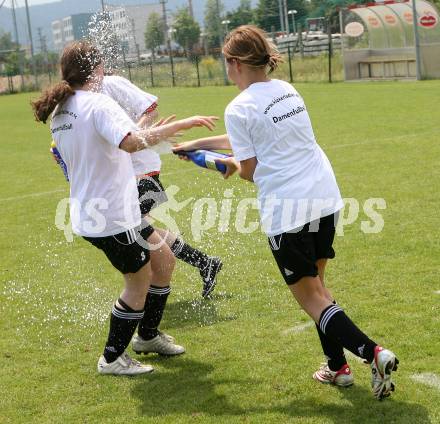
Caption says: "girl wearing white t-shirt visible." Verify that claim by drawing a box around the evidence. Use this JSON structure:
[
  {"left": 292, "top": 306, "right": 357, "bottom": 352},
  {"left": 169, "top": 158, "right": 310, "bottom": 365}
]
[
  {"left": 177, "top": 26, "right": 398, "bottom": 400},
  {"left": 32, "top": 41, "right": 217, "bottom": 375},
  {"left": 101, "top": 76, "right": 222, "bottom": 299}
]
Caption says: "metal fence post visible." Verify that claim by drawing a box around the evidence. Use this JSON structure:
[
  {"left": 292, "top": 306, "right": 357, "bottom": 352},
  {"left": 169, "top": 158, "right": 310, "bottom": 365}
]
[
  {"left": 169, "top": 49, "right": 176, "bottom": 87},
  {"left": 298, "top": 25, "right": 304, "bottom": 59},
  {"left": 287, "top": 44, "right": 293, "bottom": 82},
  {"left": 195, "top": 55, "right": 201, "bottom": 87},
  {"left": 149, "top": 59, "right": 154, "bottom": 88},
  {"left": 127, "top": 63, "right": 132, "bottom": 82},
  {"left": 328, "top": 21, "right": 333, "bottom": 83}
]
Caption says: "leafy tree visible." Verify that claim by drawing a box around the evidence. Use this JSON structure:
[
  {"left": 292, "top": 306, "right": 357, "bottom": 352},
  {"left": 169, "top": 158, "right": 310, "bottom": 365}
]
[
  {"left": 0, "top": 32, "right": 17, "bottom": 52},
  {"left": 173, "top": 7, "right": 201, "bottom": 56},
  {"left": 254, "top": 0, "right": 308, "bottom": 33},
  {"left": 145, "top": 12, "right": 165, "bottom": 58},
  {"left": 225, "top": 0, "right": 255, "bottom": 30},
  {"left": 308, "top": 0, "right": 364, "bottom": 32},
  {"left": 204, "top": 0, "right": 224, "bottom": 49},
  {"left": 4, "top": 51, "right": 20, "bottom": 76}
]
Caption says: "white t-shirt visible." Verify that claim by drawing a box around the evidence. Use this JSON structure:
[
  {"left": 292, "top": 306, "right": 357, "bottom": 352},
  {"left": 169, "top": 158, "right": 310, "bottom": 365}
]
[
  {"left": 102, "top": 75, "right": 161, "bottom": 175},
  {"left": 51, "top": 90, "right": 141, "bottom": 237},
  {"left": 225, "top": 79, "right": 343, "bottom": 236}
]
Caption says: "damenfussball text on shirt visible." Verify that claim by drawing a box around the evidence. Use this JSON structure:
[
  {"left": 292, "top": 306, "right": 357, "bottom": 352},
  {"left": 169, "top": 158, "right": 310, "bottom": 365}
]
[
  {"left": 51, "top": 90, "right": 141, "bottom": 237},
  {"left": 225, "top": 79, "right": 344, "bottom": 236}
]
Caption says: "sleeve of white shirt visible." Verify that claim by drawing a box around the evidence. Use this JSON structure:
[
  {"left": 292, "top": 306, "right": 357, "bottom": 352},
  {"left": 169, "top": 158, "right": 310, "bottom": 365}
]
[
  {"left": 93, "top": 94, "right": 139, "bottom": 148},
  {"left": 225, "top": 106, "right": 256, "bottom": 161},
  {"left": 102, "top": 76, "right": 158, "bottom": 121}
]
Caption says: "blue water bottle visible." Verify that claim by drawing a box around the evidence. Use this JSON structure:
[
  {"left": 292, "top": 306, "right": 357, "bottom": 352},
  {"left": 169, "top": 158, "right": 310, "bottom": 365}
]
[
  {"left": 50, "top": 141, "right": 69, "bottom": 181},
  {"left": 173, "top": 150, "right": 230, "bottom": 174}
]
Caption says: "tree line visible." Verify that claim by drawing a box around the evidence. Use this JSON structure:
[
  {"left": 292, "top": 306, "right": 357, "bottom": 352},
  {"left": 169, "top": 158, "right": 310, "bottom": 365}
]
[{"left": 144, "top": 0, "right": 440, "bottom": 57}]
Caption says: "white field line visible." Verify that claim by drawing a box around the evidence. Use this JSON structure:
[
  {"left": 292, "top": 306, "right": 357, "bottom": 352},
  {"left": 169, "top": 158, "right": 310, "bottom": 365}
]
[
  {"left": 1, "top": 130, "right": 434, "bottom": 204},
  {"left": 411, "top": 373, "right": 440, "bottom": 391},
  {"left": 282, "top": 321, "right": 314, "bottom": 335},
  {"left": 323, "top": 130, "right": 433, "bottom": 150},
  {"left": 434, "top": 290, "right": 440, "bottom": 295},
  {"left": 0, "top": 188, "right": 67, "bottom": 203},
  {"left": 0, "top": 168, "right": 195, "bottom": 203}
]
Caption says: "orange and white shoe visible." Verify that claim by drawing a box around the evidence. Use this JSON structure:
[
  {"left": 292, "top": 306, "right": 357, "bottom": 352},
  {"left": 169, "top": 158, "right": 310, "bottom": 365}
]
[
  {"left": 371, "top": 346, "right": 399, "bottom": 400},
  {"left": 313, "top": 363, "right": 354, "bottom": 387}
]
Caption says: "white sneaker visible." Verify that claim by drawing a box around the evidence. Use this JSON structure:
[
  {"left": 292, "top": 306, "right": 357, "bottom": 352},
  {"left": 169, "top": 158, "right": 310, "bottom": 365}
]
[
  {"left": 371, "top": 346, "right": 399, "bottom": 400},
  {"left": 132, "top": 333, "right": 185, "bottom": 356},
  {"left": 158, "top": 330, "right": 175, "bottom": 344},
  {"left": 313, "top": 363, "right": 354, "bottom": 387},
  {"left": 97, "top": 352, "right": 154, "bottom": 375}
]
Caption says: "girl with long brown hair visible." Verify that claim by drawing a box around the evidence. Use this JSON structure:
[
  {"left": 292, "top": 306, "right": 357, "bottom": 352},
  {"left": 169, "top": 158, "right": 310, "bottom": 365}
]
[{"left": 32, "top": 41, "right": 217, "bottom": 375}]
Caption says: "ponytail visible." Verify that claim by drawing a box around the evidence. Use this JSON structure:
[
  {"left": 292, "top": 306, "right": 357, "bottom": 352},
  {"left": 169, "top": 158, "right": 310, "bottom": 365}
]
[
  {"left": 267, "top": 51, "right": 282, "bottom": 74},
  {"left": 31, "top": 80, "right": 75, "bottom": 124}
]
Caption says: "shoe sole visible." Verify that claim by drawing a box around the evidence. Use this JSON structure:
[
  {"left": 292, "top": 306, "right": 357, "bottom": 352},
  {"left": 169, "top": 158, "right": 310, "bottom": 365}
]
[
  {"left": 313, "top": 374, "right": 354, "bottom": 388},
  {"left": 202, "top": 260, "right": 223, "bottom": 298},
  {"left": 133, "top": 350, "right": 185, "bottom": 357},
  {"left": 98, "top": 370, "right": 154, "bottom": 375},
  {"left": 377, "top": 356, "right": 399, "bottom": 400}
]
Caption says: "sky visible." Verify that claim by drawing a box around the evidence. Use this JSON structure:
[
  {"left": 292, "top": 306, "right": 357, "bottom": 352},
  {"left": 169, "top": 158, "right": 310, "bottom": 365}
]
[{"left": 13, "top": 0, "right": 59, "bottom": 5}]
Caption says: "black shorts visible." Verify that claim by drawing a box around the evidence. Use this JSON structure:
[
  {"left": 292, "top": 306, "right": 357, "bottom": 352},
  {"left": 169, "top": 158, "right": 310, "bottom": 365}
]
[
  {"left": 137, "top": 174, "right": 168, "bottom": 215},
  {"left": 83, "top": 224, "right": 155, "bottom": 274},
  {"left": 268, "top": 213, "right": 338, "bottom": 285}
]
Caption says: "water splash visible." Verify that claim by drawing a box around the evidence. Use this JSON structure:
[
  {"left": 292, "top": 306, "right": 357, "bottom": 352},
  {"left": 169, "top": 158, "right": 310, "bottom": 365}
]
[{"left": 87, "top": 12, "right": 123, "bottom": 74}]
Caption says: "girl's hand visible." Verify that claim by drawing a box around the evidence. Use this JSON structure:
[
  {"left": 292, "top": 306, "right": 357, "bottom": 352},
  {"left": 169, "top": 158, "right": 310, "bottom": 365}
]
[
  {"left": 215, "top": 157, "right": 240, "bottom": 179},
  {"left": 151, "top": 115, "right": 176, "bottom": 128},
  {"left": 172, "top": 141, "right": 197, "bottom": 152},
  {"left": 177, "top": 116, "right": 219, "bottom": 131}
]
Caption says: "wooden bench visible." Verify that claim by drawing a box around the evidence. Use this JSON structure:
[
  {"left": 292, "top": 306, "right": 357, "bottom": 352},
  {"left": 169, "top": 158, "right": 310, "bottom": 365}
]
[{"left": 358, "top": 55, "right": 416, "bottom": 79}]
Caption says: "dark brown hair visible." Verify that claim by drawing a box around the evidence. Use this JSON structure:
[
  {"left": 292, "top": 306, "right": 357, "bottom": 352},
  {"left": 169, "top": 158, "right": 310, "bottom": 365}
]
[
  {"left": 32, "top": 41, "right": 102, "bottom": 123},
  {"left": 222, "top": 25, "right": 283, "bottom": 74}
]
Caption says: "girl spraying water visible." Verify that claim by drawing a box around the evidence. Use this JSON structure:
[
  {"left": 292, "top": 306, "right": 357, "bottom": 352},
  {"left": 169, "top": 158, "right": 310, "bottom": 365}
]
[{"left": 176, "top": 26, "right": 399, "bottom": 400}]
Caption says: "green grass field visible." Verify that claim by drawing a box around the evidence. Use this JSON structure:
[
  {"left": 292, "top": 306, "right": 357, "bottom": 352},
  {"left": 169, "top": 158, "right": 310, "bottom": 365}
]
[{"left": 1, "top": 81, "right": 439, "bottom": 424}]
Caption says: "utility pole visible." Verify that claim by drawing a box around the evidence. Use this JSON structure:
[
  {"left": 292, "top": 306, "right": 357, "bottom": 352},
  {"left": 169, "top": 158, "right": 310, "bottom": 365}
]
[
  {"left": 24, "top": 0, "right": 38, "bottom": 88},
  {"left": 188, "top": 0, "right": 194, "bottom": 18},
  {"left": 37, "top": 27, "right": 46, "bottom": 54},
  {"left": 37, "top": 27, "right": 51, "bottom": 83},
  {"left": 216, "top": 0, "right": 228, "bottom": 85},
  {"left": 10, "top": 0, "right": 25, "bottom": 89},
  {"left": 100, "top": 0, "right": 105, "bottom": 12},
  {"left": 283, "top": 0, "right": 289, "bottom": 35},
  {"left": 278, "top": 0, "right": 285, "bottom": 33},
  {"left": 130, "top": 18, "right": 141, "bottom": 66},
  {"left": 412, "top": 0, "right": 422, "bottom": 80},
  {"left": 160, "top": 0, "right": 175, "bottom": 86},
  {"left": 160, "top": 0, "right": 170, "bottom": 51}
]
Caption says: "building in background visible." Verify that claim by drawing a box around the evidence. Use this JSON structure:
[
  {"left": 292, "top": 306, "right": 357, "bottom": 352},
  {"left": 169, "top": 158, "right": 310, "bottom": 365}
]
[
  {"left": 52, "top": 13, "right": 93, "bottom": 52},
  {"left": 51, "top": 4, "right": 161, "bottom": 56},
  {"left": 106, "top": 4, "right": 162, "bottom": 56}
]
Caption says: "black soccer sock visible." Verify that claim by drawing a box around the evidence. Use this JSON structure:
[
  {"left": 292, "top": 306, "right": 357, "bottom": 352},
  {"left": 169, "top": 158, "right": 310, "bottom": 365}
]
[
  {"left": 138, "top": 285, "right": 171, "bottom": 340},
  {"left": 315, "top": 300, "right": 347, "bottom": 371},
  {"left": 170, "top": 237, "right": 210, "bottom": 270},
  {"left": 315, "top": 323, "right": 347, "bottom": 371},
  {"left": 318, "top": 304, "right": 377, "bottom": 363},
  {"left": 103, "top": 298, "right": 144, "bottom": 363}
]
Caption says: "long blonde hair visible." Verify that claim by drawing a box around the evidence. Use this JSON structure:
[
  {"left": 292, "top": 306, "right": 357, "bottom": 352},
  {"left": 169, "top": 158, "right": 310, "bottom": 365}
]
[{"left": 222, "top": 25, "right": 283, "bottom": 74}]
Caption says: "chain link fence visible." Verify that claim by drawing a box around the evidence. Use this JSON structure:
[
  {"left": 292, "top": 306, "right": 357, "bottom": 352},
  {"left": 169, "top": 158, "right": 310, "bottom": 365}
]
[{"left": 0, "top": 36, "right": 343, "bottom": 94}]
